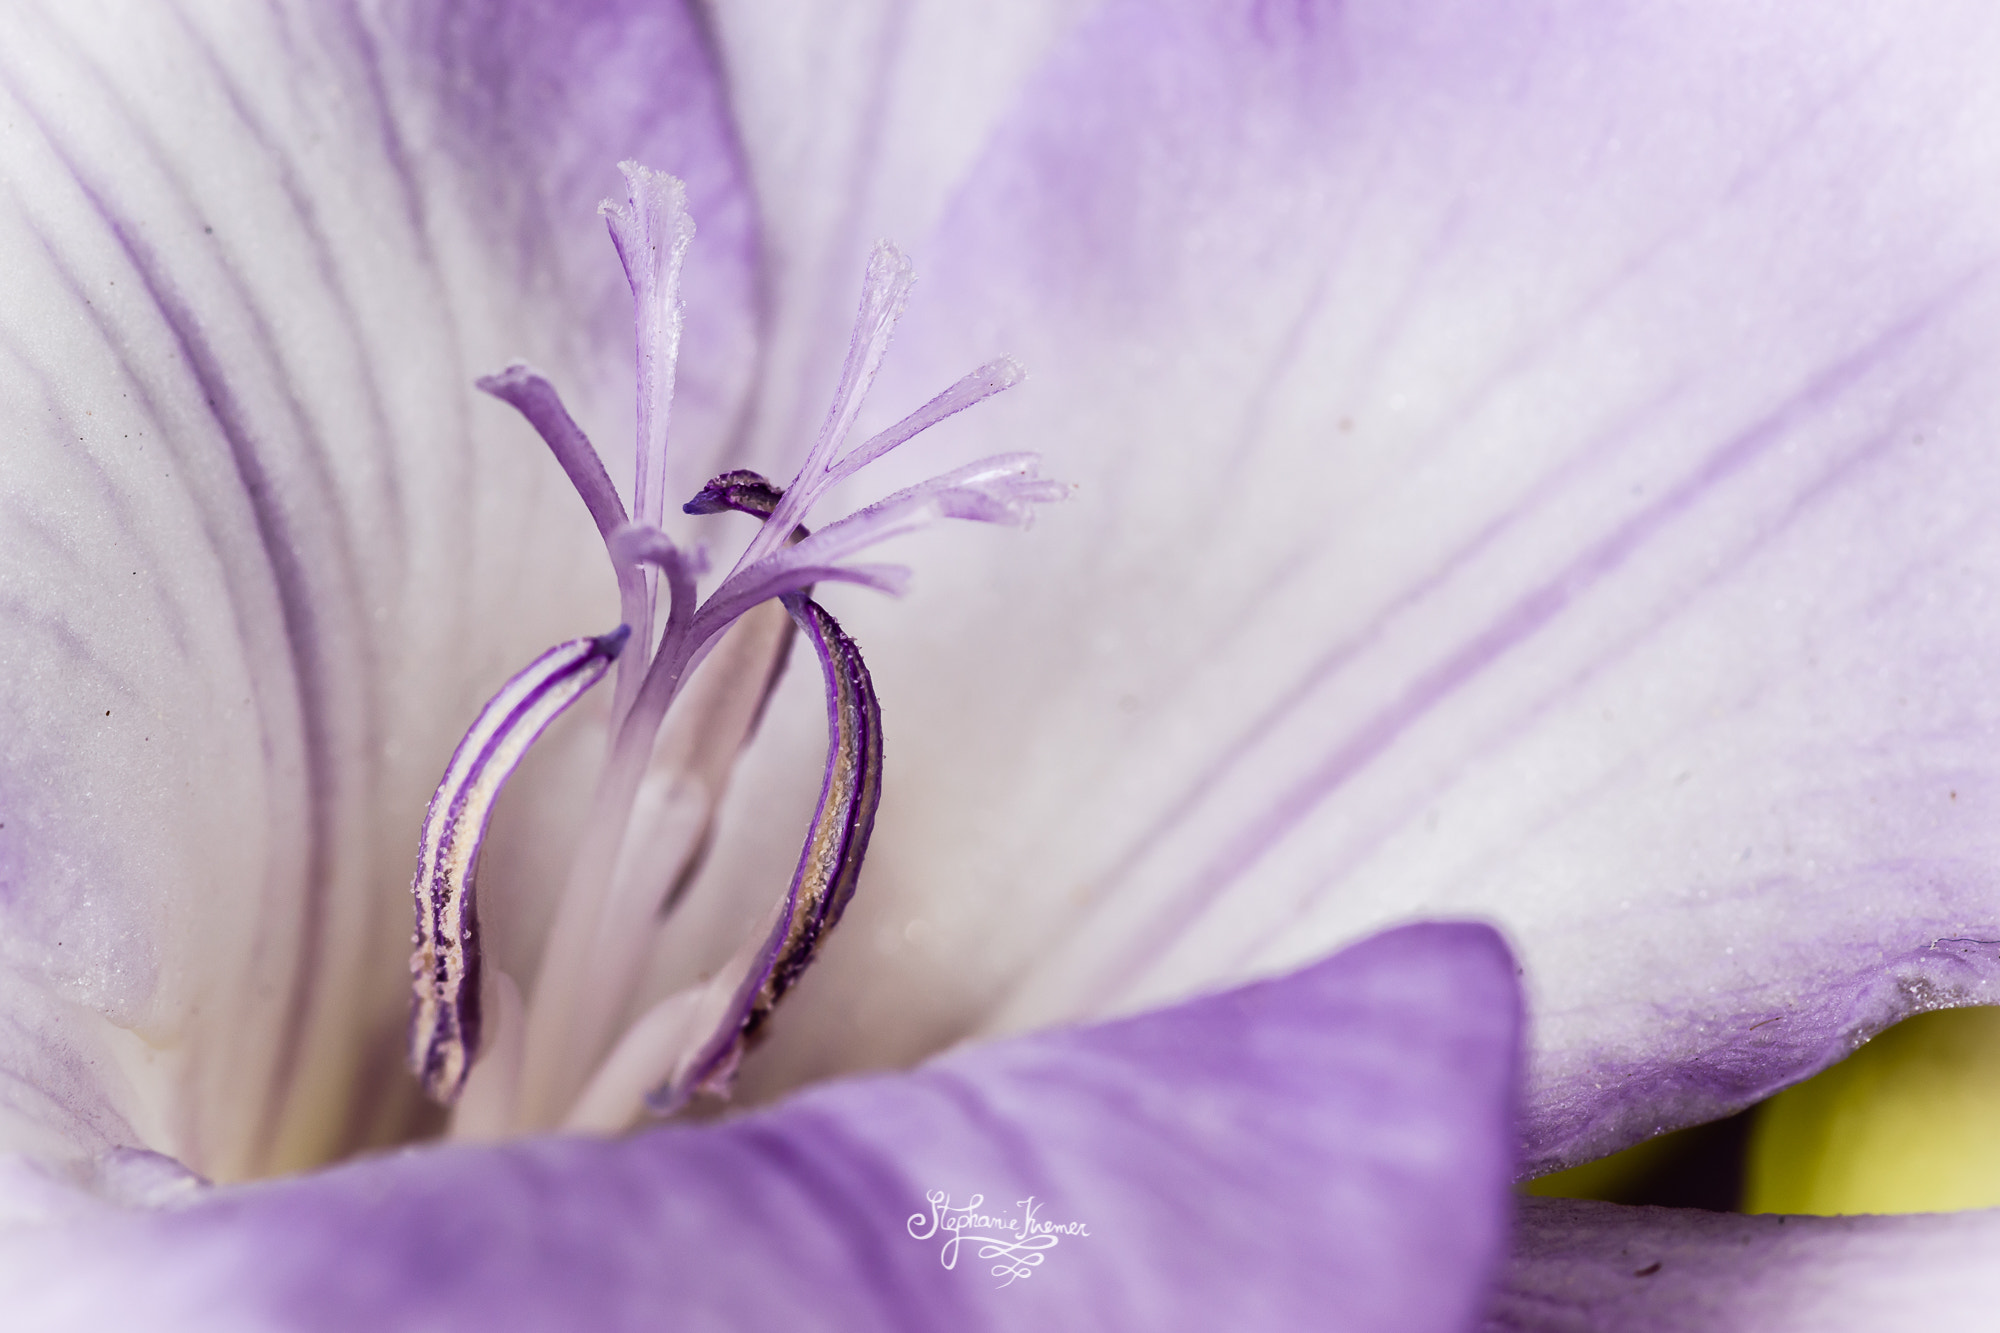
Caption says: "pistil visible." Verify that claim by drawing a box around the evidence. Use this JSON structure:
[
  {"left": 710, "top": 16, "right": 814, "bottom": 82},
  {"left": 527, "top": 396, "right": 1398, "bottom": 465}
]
[{"left": 408, "top": 161, "right": 1064, "bottom": 1138}]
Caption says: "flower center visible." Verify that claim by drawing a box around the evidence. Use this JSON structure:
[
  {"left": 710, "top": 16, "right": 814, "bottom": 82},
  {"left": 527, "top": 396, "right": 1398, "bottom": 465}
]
[{"left": 406, "top": 162, "right": 1064, "bottom": 1139}]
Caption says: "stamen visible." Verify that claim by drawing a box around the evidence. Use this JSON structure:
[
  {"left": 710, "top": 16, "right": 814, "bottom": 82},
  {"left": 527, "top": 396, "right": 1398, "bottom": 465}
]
[
  {"left": 426, "top": 174, "right": 1062, "bottom": 1138},
  {"left": 608, "top": 524, "right": 708, "bottom": 650},
  {"left": 684, "top": 469, "right": 791, "bottom": 526},
  {"left": 409, "top": 627, "right": 629, "bottom": 1103},
  {"left": 660, "top": 594, "right": 881, "bottom": 1111}
]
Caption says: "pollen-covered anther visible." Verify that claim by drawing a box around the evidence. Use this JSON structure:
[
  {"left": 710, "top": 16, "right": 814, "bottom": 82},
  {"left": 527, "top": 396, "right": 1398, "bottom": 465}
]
[{"left": 408, "top": 627, "right": 628, "bottom": 1104}]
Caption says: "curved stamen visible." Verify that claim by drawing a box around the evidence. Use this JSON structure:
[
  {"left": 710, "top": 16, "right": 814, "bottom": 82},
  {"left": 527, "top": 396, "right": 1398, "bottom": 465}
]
[
  {"left": 609, "top": 524, "right": 707, "bottom": 658},
  {"left": 563, "top": 594, "right": 882, "bottom": 1129},
  {"left": 409, "top": 627, "right": 629, "bottom": 1104},
  {"left": 475, "top": 366, "right": 629, "bottom": 537},
  {"left": 657, "top": 594, "right": 882, "bottom": 1112}
]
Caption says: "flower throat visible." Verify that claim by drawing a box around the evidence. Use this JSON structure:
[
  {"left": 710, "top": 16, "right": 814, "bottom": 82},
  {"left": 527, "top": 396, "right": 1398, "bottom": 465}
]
[{"left": 406, "top": 162, "right": 1063, "bottom": 1140}]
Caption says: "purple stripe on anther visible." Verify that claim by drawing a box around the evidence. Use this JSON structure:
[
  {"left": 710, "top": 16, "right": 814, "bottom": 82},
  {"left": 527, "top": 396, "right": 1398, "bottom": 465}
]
[
  {"left": 649, "top": 596, "right": 882, "bottom": 1112},
  {"left": 764, "top": 597, "right": 883, "bottom": 991},
  {"left": 409, "top": 628, "right": 628, "bottom": 1104}
]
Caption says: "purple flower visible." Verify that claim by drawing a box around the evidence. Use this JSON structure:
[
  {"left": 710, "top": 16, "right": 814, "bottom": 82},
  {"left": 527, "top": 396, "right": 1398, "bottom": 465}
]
[{"left": 0, "top": 1, "right": 1995, "bottom": 1328}]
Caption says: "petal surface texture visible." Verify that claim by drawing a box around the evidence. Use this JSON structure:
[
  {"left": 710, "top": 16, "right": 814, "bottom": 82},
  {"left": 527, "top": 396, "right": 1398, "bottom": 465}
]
[
  {"left": 1490, "top": 1197, "right": 2000, "bottom": 1332},
  {"left": 0, "top": 923, "right": 1519, "bottom": 1333},
  {"left": 0, "top": 0, "right": 756, "bottom": 1178},
  {"left": 703, "top": 0, "right": 1098, "bottom": 466},
  {"left": 726, "top": 0, "right": 2000, "bottom": 1176}
]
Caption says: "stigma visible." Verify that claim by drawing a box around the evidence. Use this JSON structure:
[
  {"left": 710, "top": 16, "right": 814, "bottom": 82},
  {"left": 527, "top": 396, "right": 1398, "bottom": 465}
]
[{"left": 406, "top": 162, "right": 1064, "bottom": 1137}]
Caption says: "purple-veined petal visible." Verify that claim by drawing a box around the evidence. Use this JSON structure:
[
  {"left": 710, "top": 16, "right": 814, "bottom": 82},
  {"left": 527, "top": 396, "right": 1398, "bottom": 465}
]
[
  {"left": 0, "top": 923, "right": 1521, "bottom": 1333},
  {"left": 0, "top": 0, "right": 755, "bottom": 1178},
  {"left": 401, "top": 0, "right": 761, "bottom": 493},
  {"left": 1492, "top": 1197, "right": 2000, "bottom": 1332},
  {"left": 717, "top": 0, "right": 2000, "bottom": 1182}
]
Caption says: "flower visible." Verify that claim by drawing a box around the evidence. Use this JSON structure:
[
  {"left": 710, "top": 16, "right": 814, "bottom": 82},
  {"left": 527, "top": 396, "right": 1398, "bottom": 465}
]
[{"left": 1, "top": 0, "right": 1998, "bottom": 1328}]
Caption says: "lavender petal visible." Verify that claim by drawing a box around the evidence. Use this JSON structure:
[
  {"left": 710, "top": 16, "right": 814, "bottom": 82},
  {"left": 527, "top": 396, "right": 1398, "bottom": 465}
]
[
  {"left": 0, "top": 924, "right": 1520, "bottom": 1333},
  {"left": 698, "top": 4, "right": 1084, "bottom": 471}
]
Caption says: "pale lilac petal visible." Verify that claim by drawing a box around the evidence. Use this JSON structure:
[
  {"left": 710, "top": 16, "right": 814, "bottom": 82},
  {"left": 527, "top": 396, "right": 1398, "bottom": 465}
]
[
  {"left": 0, "top": 1, "right": 754, "bottom": 1175},
  {"left": 399, "top": 0, "right": 761, "bottom": 492},
  {"left": 1491, "top": 1197, "right": 2000, "bottom": 1332},
  {"left": 0, "top": 923, "right": 1520, "bottom": 1333},
  {"left": 722, "top": 0, "right": 2000, "bottom": 1178},
  {"left": 703, "top": 1, "right": 1097, "bottom": 470}
]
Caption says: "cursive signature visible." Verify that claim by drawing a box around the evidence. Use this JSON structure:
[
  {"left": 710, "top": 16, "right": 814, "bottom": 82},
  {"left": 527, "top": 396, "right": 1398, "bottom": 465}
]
[{"left": 906, "top": 1190, "right": 1092, "bottom": 1287}]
